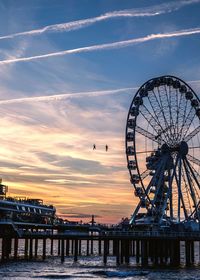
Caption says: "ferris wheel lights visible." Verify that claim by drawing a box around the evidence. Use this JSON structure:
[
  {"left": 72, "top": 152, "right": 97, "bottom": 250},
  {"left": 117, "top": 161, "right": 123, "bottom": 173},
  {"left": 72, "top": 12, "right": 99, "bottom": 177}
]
[
  {"left": 191, "top": 99, "right": 199, "bottom": 108},
  {"left": 139, "top": 88, "right": 148, "bottom": 97},
  {"left": 166, "top": 77, "right": 174, "bottom": 86},
  {"left": 134, "top": 96, "right": 143, "bottom": 106},
  {"left": 127, "top": 119, "right": 135, "bottom": 128},
  {"left": 145, "top": 82, "right": 154, "bottom": 91},
  {"left": 164, "top": 175, "right": 169, "bottom": 182},
  {"left": 173, "top": 80, "right": 181, "bottom": 89},
  {"left": 140, "top": 198, "right": 149, "bottom": 208},
  {"left": 134, "top": 187, "right": 143, "bottom": 196},
  {"left": 179, "top": 85, "right": 187, "bottom": 93},
  {"left": 196, "top": 108, "right": 200, "bottom": 117},
  {"left": 126, "top": 132, "right": 134, "bottom": 141},
  {"left": 127, "top": 160, "right": 136, "bottom": 170},
  {"left": 154, "top": 78, "right": 161, "bottom": 87},
  {"left": 159, "top": 77, "right": 167, "bottom": 85},
  {"left": 150, "top": 186, "right": 156, "bottom": 193},
  {"left": 126, "top": 146, "right": 135, "bottom": 155},
  {"left": 185, "top": 91, "right": 193, "bottom": 100},
  {"left": 130, "top": 107, "right": 139, "bottom": 116},
  {"left": 131, "top": 175, "right": 140, "bottom": 184}
]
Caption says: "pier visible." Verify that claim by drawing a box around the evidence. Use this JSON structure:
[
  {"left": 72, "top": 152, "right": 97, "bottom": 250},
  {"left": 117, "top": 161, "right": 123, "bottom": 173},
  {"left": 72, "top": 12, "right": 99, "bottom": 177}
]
[{"left": 1, "top": 222, "right": 200, "bottom": 267}]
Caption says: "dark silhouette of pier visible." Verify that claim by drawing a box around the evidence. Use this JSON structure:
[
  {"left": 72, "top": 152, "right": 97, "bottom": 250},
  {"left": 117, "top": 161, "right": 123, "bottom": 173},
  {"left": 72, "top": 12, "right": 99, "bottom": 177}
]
[{"left": 1, "top": 221, "right": 200, "bottom": 267}]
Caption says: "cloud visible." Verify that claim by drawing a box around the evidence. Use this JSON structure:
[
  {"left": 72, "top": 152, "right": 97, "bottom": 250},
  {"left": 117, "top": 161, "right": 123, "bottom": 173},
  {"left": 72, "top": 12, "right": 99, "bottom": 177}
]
[
  {"left": 59, "top": 213, "right": 102, "bottom": 219},
  {"left": 0, "top": 79, "right": 199, "bottom": 106},
  {"left": 36, "top": 152, "right": 123, "bottom": 175},
  {"left": 0, "top": 87, "right": 135, "bottom": 105},
  {"left": 0, "top": 0, "right": 199, "bottom": 41},
  {"left": 0, "top": 27, "right": 200, "bottom": 65}
]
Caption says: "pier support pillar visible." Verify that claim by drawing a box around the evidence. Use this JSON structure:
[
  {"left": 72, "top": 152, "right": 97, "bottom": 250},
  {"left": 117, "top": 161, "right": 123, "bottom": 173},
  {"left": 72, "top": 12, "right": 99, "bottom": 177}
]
[
  {"left": 185, "top": 240, "right": 191, "bottom": 266},
  {"left": 29, "top": 238, "right": 33, "bottom": 260},
  {"left": 71, "top": 239, "right": 74, "bottom": 255},
  {"left": 58, "top": 239, "right": 61, "bottom": 256},
  {"left": 14, "top": 238, "right": 18, "bottom": 260},
  {"left": 66, "top": 239, "right": 69, "bottom": 256},
  {"left": 50, "top": 238, "right": 54, "bottom": 256},
  {"left": 116, "top": 239, "right": 120, "bottom": 265},
  {"left": 35, "top": 238, "right": 38, "bottom": 258},
  {"left": 43, "top": 239, "right": 46, "bottom": 260},
  {"left": 74, "top": 239, "right": 78, "bottom": 262},
  {"left": 125, "top": 239, "right": 130, "bottom": 264},
  {"left": 103, "top": 239, "right": 108, "bottom": 264},
  {"left": 191, "top": 241, "right": 194, "bottom": 264},
  {"left": 98, "top": 238, "right": 102, "bottom": 255},
  {"left": 120, "top": 239, "right": 124, "bottom": 264},
  {"left": 86, "top": 239, "right": 89, "bottom": 256},
  {"left": 61, "top": 239, "right": 65, "bottom": 262},
  {"left": 132, "top": 240, "right": 135, "bottom": 256},
  {"left": 141, "top": 240, "right": 148, "bottom": 266},
  {"left": 136, "top": 240, "right": 140, "bottom": 264},
  {"left": 90, "top": 233, "right": 93, "bottom": 255},
  {"left": 78, "top": 239, "right": 81, "bottom": 256},
  {"left": 24, "top": 238, "right": 29, "bottom": 260}
]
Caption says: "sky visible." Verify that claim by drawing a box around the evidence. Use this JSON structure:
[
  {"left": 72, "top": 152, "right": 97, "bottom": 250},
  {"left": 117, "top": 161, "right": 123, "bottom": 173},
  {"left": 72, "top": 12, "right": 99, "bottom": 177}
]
[{"left": 0, "top": 0, "right": 200, "bottom": 224}]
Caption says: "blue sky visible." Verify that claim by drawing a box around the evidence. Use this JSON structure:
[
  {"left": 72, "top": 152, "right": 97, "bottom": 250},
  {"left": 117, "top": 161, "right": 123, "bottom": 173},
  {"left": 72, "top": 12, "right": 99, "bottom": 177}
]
[{"left": 0, "top": 0, "right": 200, "bottom": 223}]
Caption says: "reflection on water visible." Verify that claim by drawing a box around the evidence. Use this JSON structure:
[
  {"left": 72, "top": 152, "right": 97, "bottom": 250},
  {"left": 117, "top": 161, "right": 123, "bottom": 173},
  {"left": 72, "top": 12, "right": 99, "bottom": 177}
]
[{"left": 0, "top": 240, "right": 200, "bottom": 279}]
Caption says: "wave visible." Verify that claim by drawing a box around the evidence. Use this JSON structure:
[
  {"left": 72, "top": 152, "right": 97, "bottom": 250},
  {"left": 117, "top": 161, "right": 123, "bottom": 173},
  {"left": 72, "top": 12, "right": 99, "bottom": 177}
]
[{"left": 92, "top": 269, "right": 149, "bottom": 277}]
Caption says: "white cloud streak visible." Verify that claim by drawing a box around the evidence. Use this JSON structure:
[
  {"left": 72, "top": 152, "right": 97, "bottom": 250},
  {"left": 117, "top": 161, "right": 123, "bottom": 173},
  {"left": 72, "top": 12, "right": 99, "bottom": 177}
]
[
  {"left": 0, "top": 87, "right": 137, "bottom": 105},
  {"left": 0, "top": 80, "right": 199, "bottom": 106},
  {"left": 0, "top": 0, "right": 199, "bottom": 41},
  {"left": 0, "top": 27, "right": 200, "bottom": 65}
]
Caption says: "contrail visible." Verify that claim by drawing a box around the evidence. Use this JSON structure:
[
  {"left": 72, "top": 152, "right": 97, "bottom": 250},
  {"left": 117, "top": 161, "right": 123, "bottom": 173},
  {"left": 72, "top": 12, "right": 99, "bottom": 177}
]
[
  {"left": 0, "top": 27, "right": 200, "bottom": 65},
  {"left": 0, "top": 0, "right": 199, "bottom": 40},
  {"left": 0, "top": 80, "right": 199, "bottom": 106},
  {"left": 0, "top": 87, "right": 137, "bottom": 105}
]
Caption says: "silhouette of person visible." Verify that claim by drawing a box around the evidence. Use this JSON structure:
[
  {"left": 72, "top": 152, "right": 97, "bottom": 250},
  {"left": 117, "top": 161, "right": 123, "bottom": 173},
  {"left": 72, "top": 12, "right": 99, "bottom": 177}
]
[
  {"left": 105, "top": 144, "right": 108, "bottom": 152},
  {"left": 93, "top": 144, "right": 96, "bottom": 150}
]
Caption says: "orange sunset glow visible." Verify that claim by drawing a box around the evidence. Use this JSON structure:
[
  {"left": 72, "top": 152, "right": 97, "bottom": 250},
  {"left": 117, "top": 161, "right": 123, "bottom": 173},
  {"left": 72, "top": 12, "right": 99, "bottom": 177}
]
[{"left": 0, "top": 91, "right": 139, "bottom": 224}]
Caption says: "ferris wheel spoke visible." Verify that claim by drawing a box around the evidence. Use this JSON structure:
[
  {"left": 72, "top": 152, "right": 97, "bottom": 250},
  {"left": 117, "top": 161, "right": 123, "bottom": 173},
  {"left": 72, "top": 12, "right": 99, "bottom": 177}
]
[
  {"left": 177, "top": 95, "right": 188, "bottom": 141},
  {"left": 182, "top": 167, "right": 192, "bottom": 215},
  {"left": 175, "top": 91, "right": 185, "bottom": 142},
  {"left": 186, "top": 158, "right": 200, "bottom": 208},
  {"left": 174, "top": 157, "right": 188, "bottom": 221},
  {"left": 185, "top": 157, "right": 200, "bottom": 192},
  {"left": 164, "top": 85, "right": 176, "bottom": 142},
  {"left": 135, "top": 125, "right": 159, "bottom": 144},
  {"left": 178, "top": 99, "right": 189, "bottom": 142},
  {"left": 168, "top": 154, "right": 179, "bottom": 220},
  {"left": 139, "top": 105, "right": 167, "bottom": 144},
  {"left": 187, "top": 154, "right": 200, "bottom": 167},
  {"left": 182, "top": 107, "right": 196, "bottom": 140},
  {"left": 183, "top": 159, "right": 199, "bottom": 219},
  {"left": 149, "top": 89, "right": 171, "bottom": 143},
  {"left": 157, "top": 87, "right": 171, "bottom": 132},
  {"left": 183, "top": 125, "right": 200, "bottom": 143}
]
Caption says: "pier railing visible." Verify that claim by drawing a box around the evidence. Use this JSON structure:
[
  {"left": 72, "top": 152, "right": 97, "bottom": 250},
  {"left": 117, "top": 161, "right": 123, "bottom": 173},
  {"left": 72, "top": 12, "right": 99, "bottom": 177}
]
[{"left": 102, "top": 230, "right": 200, "bottom": 239}]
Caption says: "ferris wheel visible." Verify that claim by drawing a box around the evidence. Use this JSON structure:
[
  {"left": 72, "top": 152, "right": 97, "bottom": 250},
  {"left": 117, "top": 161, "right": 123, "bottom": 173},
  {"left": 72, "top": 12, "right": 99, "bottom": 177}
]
[{"left": 126, "top": 75, "right": 200, "bottom": 226}]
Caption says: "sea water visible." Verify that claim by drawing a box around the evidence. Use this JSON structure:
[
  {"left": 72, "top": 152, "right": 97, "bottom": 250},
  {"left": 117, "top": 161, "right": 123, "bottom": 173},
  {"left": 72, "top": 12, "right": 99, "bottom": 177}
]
[{"left": 1, "top": 239, "right": 200, "bottom": 279}]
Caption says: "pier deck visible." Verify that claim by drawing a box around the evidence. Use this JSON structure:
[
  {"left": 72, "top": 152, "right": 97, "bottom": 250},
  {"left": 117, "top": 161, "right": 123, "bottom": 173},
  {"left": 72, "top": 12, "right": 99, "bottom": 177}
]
[{"left": 1, "top": 221, "right": 200, "bottom": 267}]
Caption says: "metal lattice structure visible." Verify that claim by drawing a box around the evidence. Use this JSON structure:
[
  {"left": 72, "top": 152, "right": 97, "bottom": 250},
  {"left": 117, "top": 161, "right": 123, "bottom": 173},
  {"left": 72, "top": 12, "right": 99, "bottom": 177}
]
[{"left": 126, "top": 75, "right": 200, "bottom": 228}]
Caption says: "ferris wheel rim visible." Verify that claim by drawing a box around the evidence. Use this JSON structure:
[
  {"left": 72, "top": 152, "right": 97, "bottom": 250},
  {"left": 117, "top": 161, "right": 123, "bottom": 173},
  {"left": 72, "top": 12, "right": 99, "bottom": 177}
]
[{"left": 126, "top": 75, "right": 200, "bottom": 224}]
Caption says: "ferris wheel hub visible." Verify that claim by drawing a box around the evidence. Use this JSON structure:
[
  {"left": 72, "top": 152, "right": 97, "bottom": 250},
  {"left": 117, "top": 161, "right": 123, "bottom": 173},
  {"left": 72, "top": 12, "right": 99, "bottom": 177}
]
[
  {"left": 178, "top": 141, "right": 188, "bottom": 157},
  {"left": 161, "top": 141, "right": 188, "bottom": 157}
]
